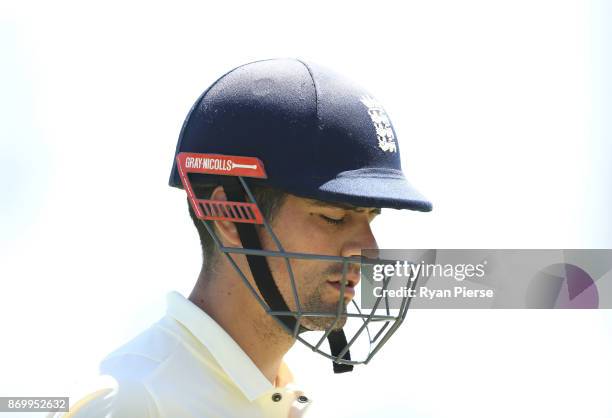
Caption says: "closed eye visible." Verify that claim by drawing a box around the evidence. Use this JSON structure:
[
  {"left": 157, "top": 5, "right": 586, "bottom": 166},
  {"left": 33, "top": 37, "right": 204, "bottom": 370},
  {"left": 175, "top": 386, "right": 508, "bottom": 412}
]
[{"left": 320, "top": 215, "right": 345, "bottom": 225}]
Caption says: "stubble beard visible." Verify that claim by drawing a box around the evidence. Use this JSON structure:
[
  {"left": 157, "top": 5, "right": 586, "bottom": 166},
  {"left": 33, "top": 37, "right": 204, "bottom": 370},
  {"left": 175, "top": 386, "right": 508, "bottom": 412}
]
[{"left": 299, "top": 284, "right": 348, "bottom": 331}]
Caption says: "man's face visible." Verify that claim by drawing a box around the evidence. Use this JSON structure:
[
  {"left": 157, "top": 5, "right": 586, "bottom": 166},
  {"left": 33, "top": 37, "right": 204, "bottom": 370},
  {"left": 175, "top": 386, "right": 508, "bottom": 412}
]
[{"left": 258, "top": 194, "right": 380, "bottom": 331}]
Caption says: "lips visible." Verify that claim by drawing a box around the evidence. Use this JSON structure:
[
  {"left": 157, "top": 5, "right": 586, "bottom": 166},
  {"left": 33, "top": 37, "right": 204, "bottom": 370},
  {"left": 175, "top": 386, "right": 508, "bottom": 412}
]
[
  {"left": 326, "top": 272, "right": 360, "bottom": 297},
  {"left": 327, "top": 281, "right": 356, "bottom": 297}
]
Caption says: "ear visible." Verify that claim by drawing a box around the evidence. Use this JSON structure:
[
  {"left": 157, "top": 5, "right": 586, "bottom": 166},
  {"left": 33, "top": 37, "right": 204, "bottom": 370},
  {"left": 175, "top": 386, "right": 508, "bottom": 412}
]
[{"left": 209, "top": 185, "right": 242, "bottom": 248}]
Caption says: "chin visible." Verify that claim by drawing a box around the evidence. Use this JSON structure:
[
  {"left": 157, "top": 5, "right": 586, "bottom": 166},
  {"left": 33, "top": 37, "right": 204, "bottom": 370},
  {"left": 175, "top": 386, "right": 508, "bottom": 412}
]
[{"left": 300, "top": 315, "right": 347, "bottom": 332}]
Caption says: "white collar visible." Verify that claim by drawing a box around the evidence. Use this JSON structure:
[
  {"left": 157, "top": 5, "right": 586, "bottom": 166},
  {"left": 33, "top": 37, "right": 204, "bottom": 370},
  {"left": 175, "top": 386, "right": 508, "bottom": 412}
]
[{"left": 165, "top": 291, "right": 275, "bottom": 401}]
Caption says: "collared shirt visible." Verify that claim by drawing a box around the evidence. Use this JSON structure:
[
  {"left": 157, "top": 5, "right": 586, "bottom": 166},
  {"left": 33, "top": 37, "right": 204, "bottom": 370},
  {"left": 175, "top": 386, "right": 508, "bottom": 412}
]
[{"left": 50, "top": 291, "right": 313, "bottom": 418}]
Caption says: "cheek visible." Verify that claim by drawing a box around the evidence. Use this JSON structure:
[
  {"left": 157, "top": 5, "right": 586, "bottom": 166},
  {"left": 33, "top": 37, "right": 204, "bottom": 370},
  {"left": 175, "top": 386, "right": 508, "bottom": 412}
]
[
  {"left": 270, "top": 257, "right": 328, "bottom": 294},
  {"left": 283, "top": 258, "right": 323, "bottom": 287},
  {"left": 264, "top": 257, "right": 327, "bottom": 311},
  {"left": 280, "top": 215, "right": 340, "bottom": 254}
]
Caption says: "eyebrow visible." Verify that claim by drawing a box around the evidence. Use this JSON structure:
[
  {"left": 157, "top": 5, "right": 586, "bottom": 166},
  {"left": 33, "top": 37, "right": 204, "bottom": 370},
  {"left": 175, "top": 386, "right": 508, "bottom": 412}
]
[{"left": 308, "top": 199, "right": 382, "bottom": 214}]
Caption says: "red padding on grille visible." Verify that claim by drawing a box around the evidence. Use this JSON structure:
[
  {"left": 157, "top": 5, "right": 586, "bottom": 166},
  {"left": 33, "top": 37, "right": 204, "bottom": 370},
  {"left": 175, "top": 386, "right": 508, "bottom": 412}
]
[{"left": 195, "top": 199, "right": 263, "bottom": 224}]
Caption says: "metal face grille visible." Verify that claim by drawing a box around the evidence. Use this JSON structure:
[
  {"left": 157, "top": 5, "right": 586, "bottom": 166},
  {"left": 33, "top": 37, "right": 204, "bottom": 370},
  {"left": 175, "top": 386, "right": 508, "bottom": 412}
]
[{"left": 176, "top": 152, "right": 420, "bottom": 367}]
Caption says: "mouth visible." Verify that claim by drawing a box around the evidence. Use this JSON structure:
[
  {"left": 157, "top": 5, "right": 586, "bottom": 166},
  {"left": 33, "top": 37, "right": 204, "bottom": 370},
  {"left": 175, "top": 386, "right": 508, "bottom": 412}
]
[{"left": 326, "top": 274, "right": 360, "bottom": 298}]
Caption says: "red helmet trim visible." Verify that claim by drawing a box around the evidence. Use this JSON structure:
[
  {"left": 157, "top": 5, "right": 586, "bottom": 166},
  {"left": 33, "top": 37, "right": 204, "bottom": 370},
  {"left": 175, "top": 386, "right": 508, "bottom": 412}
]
[
  {"left": 176, "top": 152, "right": 266, "bottom": 224},
  {"left": 176, "top": 152, "right": 267, "bottom": 178}
]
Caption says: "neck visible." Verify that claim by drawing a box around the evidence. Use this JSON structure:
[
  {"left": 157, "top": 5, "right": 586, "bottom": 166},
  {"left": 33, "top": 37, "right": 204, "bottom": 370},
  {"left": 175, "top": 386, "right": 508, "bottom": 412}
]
[{"left": 189, "top": 269, "right": 294, "bottom": 385}]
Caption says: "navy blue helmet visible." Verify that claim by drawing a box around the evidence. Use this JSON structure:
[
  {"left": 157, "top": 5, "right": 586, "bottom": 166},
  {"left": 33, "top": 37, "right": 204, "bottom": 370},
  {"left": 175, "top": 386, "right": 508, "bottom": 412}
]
[{"left": 169, "top": 58, "right": 432, "bottom": 212}]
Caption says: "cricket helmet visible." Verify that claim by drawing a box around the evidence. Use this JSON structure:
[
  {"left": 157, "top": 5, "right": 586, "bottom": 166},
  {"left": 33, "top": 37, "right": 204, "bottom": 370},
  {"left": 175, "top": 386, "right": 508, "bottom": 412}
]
[{"left": 169, "top": 58, "right": 432, "bottom": 373}]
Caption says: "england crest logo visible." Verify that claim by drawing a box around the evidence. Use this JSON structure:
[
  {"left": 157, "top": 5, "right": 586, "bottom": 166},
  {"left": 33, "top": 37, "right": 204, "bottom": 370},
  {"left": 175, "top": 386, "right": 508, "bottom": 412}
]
[{"left": 360, "top": 95, "right": 397, "bottom": 153}]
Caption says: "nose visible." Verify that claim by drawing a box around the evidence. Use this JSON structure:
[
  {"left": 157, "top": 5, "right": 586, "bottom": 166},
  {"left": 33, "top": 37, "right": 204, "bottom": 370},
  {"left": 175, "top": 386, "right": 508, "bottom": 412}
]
[{"left": 340, "top": 219, "right": 379, "bottom": 259}]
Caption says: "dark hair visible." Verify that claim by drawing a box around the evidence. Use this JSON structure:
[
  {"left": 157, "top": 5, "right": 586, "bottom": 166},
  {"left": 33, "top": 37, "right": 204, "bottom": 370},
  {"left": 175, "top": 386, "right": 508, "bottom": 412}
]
[{"left": 188, "top": 183, "right": 287, "bottom": 274}]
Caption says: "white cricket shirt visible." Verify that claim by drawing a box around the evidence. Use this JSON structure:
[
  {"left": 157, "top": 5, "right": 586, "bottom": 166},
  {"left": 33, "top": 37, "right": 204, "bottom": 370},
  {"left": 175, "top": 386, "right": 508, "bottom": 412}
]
[{"left": 53, "top": 291, "right": 313, "bottom": 418}]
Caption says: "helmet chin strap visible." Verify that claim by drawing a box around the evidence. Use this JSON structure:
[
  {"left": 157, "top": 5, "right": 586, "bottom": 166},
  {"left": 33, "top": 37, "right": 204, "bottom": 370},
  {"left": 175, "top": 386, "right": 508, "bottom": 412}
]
[{"left": 220, "top": 176, "right": 353, "bottom": 374}]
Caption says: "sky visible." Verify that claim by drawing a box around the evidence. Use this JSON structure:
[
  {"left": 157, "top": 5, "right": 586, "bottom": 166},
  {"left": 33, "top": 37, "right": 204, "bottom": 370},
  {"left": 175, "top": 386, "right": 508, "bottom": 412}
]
[{"left": 1, "top": 1, "right": 611, "bottom": 417}]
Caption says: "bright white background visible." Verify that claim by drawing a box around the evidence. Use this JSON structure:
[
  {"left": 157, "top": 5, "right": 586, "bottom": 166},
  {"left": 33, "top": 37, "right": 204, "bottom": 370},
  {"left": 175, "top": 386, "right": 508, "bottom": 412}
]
[{"left": 1, "top": 1, "right": 611, "bottom": 417}]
